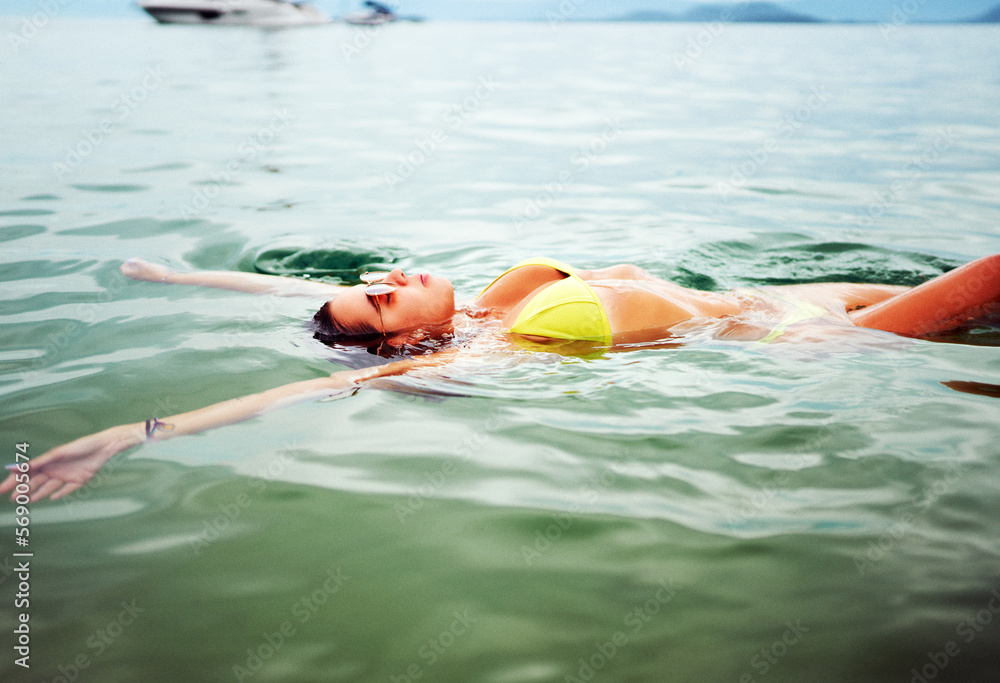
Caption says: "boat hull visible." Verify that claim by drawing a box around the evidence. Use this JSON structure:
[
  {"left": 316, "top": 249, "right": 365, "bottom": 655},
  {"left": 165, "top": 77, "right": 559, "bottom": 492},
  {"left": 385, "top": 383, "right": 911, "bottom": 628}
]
[{"left": 138, "top": 0, "right": 330, "bottom": 26}]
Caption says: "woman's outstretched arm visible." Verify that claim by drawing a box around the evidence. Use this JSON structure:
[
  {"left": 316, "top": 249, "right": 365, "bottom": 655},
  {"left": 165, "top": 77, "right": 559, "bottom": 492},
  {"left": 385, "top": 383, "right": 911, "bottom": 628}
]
[
  {"left": 0, "top": 355, "right": 445, "bottom": 502},
  {"left": 121, "top": 258, "right": 347, "bottom": 298}
]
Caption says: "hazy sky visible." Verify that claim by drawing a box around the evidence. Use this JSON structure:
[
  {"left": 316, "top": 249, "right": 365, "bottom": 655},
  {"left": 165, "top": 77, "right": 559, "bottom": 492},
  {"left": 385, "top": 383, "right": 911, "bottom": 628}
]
[{"left": 2, "top": 0, "right": 997, "bottom": 22}]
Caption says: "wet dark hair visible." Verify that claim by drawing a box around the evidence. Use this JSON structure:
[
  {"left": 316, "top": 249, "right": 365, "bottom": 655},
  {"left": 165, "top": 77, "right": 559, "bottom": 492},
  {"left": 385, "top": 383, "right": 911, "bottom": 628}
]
[{"left": 312, "top": 300, "right": 383, "bottom": 348}]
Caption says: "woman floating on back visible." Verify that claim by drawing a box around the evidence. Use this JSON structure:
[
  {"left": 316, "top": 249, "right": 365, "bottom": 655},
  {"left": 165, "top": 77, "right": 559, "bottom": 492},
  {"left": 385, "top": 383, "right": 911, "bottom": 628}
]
[{"left": 4, "top": 253, "right": 999, "bottom": 502}]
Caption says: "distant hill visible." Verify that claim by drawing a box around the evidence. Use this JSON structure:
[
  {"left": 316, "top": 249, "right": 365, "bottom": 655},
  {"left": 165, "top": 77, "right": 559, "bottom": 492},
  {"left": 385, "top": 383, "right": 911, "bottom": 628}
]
[
  {"left": 683, "top": 2, "right": 821, "bottom": 22},
  {"left": 617, "top": 2, "right": 821, "bottom": 23},
  {"left": 617, "top": 11, "right": 679, "bottom": 22},
  {"left": 973, "top": 4, "right": 1000, "bottom": 21}
]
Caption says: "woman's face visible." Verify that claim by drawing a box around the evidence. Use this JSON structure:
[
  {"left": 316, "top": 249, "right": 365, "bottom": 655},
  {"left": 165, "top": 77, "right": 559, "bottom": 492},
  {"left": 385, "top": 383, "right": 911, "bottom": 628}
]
[{"left": 327, "top": 269, "right": 455, "bottom": 336}]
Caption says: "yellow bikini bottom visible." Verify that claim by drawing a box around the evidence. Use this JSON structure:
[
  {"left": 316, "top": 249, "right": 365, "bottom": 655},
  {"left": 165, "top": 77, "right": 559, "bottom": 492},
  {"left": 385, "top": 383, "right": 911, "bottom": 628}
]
[{"left": 738, "top": 288, "right": 829, "bottom": 344}]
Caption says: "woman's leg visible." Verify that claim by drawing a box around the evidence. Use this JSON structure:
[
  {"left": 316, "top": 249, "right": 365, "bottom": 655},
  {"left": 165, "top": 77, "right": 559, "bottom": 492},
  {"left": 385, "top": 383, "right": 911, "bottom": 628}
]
[{"left": 851, "top": 255, "right": 1000, "bottom": 336}]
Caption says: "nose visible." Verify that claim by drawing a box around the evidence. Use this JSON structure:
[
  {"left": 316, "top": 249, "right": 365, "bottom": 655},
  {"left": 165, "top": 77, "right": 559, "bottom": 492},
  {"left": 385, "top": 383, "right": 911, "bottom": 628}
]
[{"left": 382, "top": 269, "right": 408, "bottom": 286}]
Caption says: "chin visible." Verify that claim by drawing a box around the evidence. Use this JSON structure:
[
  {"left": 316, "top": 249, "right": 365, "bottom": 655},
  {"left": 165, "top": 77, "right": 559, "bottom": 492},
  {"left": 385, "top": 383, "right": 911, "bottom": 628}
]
[
  {"left": 436, "top": 277, "right": 455, "bottom": 305},
  {"left": 441, "top": 294, "right": 457, "bottom": 319}
]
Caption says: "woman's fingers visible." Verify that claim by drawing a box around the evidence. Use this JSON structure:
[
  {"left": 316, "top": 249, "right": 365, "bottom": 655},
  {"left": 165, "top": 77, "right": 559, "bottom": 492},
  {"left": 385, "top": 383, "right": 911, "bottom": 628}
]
[
  {"left": 4, "top": 467, "right": 87, "bottom": 503},
  {"left": 120, "top": 258, "right": 169, "bottom": 283},
  {"left": 31, "top": 479, "right": 63, "bottom": 502},
  {"left": 50, "top": 481, "right": 85, "bottom": 501},
  {"left": 120, "top": 257, "right": 147, "bottom": 279},
  {"left": 24, "top": 472, "right": 50, "bottom": 498}
]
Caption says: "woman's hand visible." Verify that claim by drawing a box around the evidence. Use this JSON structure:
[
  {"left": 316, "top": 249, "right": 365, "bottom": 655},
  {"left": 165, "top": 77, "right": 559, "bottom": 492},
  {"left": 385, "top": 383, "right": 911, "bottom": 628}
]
[
  {"left": 120, "top": 257, "right": 171, "bottom": 283},
  {"left": 0, "top": 352, "right": 458, "bottom": 503},
  {"left": 0, "top": 424, "right": 143, "bottom": 502}
]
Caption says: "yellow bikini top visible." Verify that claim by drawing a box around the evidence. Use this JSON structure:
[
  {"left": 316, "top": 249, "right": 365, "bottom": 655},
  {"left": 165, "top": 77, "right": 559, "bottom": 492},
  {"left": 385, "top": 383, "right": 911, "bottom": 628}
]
[{"left": 480, "top": 257, "right": 613, "bottom": 345}]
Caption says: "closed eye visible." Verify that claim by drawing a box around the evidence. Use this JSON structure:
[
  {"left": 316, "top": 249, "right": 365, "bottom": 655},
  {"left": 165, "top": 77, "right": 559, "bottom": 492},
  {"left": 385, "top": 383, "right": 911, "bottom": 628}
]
[{"left": 367, "top": 292, "right": 392, "bottom": 310}]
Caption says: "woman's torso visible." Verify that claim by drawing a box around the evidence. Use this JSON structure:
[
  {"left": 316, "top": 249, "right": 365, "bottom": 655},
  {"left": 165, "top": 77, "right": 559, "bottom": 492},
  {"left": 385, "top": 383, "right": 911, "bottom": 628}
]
[{"left": 477, "top": 261, "right": 908, "bottom": 345}]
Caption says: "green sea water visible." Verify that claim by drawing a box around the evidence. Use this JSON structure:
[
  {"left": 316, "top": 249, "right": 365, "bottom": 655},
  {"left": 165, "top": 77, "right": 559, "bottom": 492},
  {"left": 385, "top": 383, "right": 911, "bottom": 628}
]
[{"left": 2, "top": 18, "right": 1000, "bottom": 683}]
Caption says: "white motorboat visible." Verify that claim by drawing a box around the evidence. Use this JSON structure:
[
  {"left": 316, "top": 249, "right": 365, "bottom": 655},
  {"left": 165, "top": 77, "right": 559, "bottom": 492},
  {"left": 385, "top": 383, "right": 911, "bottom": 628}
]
[{"left": 137, "top": 0, "right": 330, "bottom": 26}]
